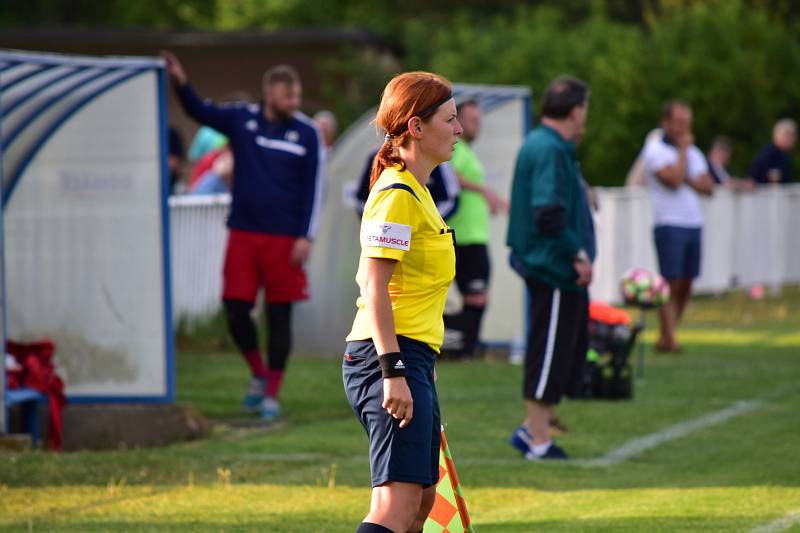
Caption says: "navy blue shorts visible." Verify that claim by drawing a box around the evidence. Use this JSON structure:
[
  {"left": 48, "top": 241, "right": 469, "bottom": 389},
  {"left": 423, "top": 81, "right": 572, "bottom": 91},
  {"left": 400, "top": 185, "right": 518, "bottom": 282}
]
[
  {"left": 342, "top": 336, "right": 441, "bottom": 488},
  {"left": 654, "top": 225, "right": 702, "bottom": 280}
]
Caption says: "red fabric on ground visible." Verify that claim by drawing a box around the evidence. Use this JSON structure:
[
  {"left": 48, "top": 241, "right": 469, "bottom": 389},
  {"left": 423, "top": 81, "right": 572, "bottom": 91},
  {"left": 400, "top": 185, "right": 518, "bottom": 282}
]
[{"left": 6, "top": 339, "right": 67, "bottom": 451}]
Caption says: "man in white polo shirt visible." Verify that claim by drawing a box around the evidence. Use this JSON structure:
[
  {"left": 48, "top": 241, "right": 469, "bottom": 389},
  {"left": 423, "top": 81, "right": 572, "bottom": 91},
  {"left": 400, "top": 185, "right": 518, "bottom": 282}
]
[{"left": 643, "top": 100, "right": 714, "bottom": 353}]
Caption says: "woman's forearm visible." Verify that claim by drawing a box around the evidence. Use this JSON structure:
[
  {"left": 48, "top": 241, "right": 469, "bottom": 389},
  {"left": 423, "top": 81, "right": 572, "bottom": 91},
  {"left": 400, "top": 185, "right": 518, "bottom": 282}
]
[{"left": 366, "top": 287, "right": 400, "bottom": 355}]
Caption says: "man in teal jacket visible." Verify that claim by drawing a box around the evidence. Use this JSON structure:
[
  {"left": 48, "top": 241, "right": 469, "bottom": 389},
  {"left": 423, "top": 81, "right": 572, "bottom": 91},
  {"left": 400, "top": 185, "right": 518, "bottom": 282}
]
[{"left": 507, "top": 75, "right": 592, "bottom": 460}]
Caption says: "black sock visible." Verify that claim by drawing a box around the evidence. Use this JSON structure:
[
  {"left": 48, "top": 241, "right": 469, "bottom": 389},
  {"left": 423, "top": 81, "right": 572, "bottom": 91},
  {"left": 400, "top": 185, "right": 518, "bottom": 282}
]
[
  {"left": 266, "top": 302, "right": 292, "bottom": 370},
  {"left": 355, "top": 522, "right": 394, "bottom": 533},
  {"left": 444, "top": 304, "right": 485, "bottom": 357},
  {"left": 223, "top": 298, "right": 257, "bottom": 353},
  {"left": 459, "top": 304, "right": 485, "bottom": 357}
]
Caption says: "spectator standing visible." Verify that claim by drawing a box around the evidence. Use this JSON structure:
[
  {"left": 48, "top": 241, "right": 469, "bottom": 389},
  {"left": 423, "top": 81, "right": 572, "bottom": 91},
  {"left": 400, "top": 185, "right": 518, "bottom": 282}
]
[
  {"left": 313, "top": 110, "right": 338, "bottom": 153},
  {"left": 442, "top": 99, "right": 508, "bottom": 359},
  {"left": 353, "top": 150, "right": 460, "bottom": 219},
  {"left": 747, "top": 119, "right": 796, "bottom": 185},
  {"left": 167, "top": 126, "right": 186, "bottom": 194},
  {"left": 506, "top": 75, "right": 592, "bottom": 460},
  {"left": 707, "top": 136, "right": 755, "bottom": 191},
  {"left": 643, "top": 100, "right": 714, "bottom": 353},
  {"left": 188, "top": 125, "right": 227, "bottom": 163},
  {"left": 191, "top": 146, "right": 233, "bottom": 195},
  {"left": 162, "top": 51, "right": 325, "bottom": 422}
]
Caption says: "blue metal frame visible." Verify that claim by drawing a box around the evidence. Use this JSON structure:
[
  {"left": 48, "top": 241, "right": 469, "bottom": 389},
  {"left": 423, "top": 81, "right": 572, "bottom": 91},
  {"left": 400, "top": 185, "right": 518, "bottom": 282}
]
[
  {"left": 1, "top": 51, "right": 174, "bottom": 410},
  {"left": 3, "top": 68, "right": 114, "bottom": 151},
  {"left": 59, "top": 66, "right": 175, "bottom": 404},
  {"left": 0, "top": 51, "right": 162, "bottom": 70},
  {"left": 3, "top": 69, "right": 147, "bottom": 206},
  {"left": 524, "top": 94, "right": 533, "bottom": 134},
  {"left": 0, "top": 81, "right": 7, "bottom": 432},
  {"left": 157, "top": 67, "right": 176, "bottom": 403},
  {"left": 0, "top": 64, "right": 57, "bottom": 92},
  {"left": 4, "top": 66, "right": 90, "bottom": 115}
]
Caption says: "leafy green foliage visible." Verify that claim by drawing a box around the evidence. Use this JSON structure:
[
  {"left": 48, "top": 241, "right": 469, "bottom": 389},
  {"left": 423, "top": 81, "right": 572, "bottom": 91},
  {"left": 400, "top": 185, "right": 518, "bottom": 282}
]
[
  {"left": 427, "top": 1, "right": 800, "bottom": 185},
  {"left": 1, "top": 0, "right": 798, "bottom": 182}
]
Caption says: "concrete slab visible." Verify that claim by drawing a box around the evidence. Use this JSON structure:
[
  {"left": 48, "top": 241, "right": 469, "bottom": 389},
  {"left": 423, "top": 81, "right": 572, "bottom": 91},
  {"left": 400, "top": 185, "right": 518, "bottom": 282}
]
[{"left": 62, "top": 403, "right": 212, "bottom": 451}]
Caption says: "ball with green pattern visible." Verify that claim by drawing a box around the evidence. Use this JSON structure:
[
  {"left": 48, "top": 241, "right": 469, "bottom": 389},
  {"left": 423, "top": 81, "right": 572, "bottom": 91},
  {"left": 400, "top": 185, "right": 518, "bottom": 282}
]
[{"left": 620, "top": 268, "right": 670, "bottom": 308}]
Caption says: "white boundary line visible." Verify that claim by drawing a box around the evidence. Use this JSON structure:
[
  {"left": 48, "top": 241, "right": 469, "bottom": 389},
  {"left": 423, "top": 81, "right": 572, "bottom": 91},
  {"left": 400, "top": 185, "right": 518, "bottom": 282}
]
[
  {"left": 749, "top": 512, "right": 800, "bottom": 533},
  {"left": 583, "top": 399, "right": 764, "bottom": 467},
  {"left": 216, "top": 388, "right": 795, "bottom": 468}
]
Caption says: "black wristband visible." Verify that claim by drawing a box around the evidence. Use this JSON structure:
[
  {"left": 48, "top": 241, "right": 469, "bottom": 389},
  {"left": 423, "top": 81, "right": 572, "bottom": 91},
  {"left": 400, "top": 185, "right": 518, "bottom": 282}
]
[{"left": 378, "top": 351, "right": 407, "bottom": 378}]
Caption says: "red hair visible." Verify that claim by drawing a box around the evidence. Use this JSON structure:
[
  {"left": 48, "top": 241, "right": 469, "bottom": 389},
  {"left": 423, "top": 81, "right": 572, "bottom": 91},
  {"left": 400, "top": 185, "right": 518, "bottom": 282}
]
[{"left": 369, "top": 71, "right": 453, "bottom": 190}]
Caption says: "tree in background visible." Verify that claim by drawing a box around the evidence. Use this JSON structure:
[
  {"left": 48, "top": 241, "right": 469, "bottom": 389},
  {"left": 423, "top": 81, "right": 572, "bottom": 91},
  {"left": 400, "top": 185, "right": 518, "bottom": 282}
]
[
  {"left": 1, "top": 0, "right": 798, "bottom": 183},
  {"left": 427, "top": 0, "right": 800, "bottom": 184}
]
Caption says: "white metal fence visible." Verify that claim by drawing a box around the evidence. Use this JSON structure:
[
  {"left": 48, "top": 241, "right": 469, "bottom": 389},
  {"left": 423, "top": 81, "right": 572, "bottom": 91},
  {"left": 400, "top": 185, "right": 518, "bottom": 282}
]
[
  {"left": 590, "top": 184, "right": 800, "bottom": 304},
  {"left": 169, "top": 194, "right": 231, "bottom": 319},
  {"left": 169, "top": 184, "right": 800, "bottom": 338}
]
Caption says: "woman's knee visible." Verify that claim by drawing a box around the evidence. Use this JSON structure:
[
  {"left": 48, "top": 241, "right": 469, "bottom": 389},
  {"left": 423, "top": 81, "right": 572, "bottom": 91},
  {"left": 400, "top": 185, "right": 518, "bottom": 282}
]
[
  {"left": 367, "top": 482, "right": 423, "bottom": 531},
  {"left": 408, "top": 485, "right": 436, "bottom": 531}
]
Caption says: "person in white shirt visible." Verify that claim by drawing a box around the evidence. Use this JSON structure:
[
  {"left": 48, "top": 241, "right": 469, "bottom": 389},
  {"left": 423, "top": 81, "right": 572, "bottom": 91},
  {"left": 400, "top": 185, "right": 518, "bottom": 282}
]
[{"left": 643, "top": 100, "right": 714, "bottom": 353}]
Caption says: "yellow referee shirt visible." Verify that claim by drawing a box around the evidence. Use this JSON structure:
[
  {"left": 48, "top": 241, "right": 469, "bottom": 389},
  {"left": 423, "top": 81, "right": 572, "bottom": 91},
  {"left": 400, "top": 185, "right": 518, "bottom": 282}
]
[{"left": 347, "top": 166, "right": 456, "bottom": 353}]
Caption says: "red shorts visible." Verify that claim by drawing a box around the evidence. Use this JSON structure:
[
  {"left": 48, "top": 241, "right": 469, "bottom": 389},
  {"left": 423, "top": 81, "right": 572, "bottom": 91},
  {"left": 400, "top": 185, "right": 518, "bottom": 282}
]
[{"left": 222, "top": 229, "right": 309, "bottom": 304}]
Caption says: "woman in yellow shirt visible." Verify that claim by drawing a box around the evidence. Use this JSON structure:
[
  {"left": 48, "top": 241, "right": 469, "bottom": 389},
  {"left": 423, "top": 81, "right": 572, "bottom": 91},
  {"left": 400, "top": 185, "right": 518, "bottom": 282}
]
[{"left": 343, "top": 72, "right": 462, "bottom": 533}]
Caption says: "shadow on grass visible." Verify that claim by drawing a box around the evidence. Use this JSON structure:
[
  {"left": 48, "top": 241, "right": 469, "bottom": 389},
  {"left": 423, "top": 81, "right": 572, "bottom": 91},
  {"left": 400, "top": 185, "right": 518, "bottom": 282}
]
[
  {"left": 0, "top": 515, "right": 774, "bottom": 532},
  {"left": 475, "top": 516, "right": 767, "bottom": 533},
  {"left": 4, "top": 337, "right": 797, "bottom": 493}
]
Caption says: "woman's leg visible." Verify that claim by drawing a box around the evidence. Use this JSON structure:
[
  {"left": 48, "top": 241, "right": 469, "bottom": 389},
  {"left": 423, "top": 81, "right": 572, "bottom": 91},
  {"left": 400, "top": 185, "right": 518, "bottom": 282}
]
[
  {"left": 362, "top": 481, "right": 423, "bottom": 533},
  {"left": 408, "top": 485, "right": 436, "bottom": 532}
]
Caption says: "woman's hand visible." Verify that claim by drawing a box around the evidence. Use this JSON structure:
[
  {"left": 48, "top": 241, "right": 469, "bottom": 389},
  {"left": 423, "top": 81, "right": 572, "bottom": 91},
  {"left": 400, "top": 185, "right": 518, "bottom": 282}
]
[{"left": 383, "top": 377, "right": 413, "bottom": 428}]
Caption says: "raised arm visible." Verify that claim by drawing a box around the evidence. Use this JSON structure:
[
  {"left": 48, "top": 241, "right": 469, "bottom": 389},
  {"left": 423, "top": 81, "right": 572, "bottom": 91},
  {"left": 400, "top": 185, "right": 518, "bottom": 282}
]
[{"left": 160, "top": 50, "right": 237, "bottom": 136}]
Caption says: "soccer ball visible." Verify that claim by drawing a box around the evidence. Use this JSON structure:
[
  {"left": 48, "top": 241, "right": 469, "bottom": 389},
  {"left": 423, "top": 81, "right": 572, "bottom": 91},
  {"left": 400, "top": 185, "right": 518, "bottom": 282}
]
[{"left": 619, "top": 268, "right": 670, "bottom": 308}]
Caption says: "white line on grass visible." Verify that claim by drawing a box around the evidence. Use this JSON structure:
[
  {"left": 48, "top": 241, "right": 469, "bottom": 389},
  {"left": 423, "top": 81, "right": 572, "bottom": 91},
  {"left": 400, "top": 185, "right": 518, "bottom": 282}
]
[
  {"left": 222, "top": 388, "right": 795, "bottom": 469},
  {"left": 749, "top": 511, "right": 800, "bottom": 533},
  {"left": 582, "top": 399, "right": 764, "bottom": 467},
  {"left": 229, "top": 400, "right": 766, "bottom": 468}
]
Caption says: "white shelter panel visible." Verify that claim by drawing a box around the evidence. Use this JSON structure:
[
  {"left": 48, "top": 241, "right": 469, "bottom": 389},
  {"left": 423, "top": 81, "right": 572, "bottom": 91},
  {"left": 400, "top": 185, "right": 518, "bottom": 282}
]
[{"left": 2, "top": 53, "right": 171, "bottom": 399}]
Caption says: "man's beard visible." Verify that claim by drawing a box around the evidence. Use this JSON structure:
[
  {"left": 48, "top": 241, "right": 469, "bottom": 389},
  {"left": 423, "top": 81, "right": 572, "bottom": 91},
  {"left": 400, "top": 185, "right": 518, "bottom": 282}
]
[{"left": 268, "top": 104, "right": 294, "bottom": 121}]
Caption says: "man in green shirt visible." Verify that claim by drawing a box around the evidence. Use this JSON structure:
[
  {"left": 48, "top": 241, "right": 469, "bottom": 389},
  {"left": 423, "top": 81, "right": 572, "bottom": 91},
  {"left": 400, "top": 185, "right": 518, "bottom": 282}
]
[
  {"left": 443, "top": 100, "right": 508, "bottom": 359},
  {"left": 507, "top": 75, "right": 592, "bottom": 460}
]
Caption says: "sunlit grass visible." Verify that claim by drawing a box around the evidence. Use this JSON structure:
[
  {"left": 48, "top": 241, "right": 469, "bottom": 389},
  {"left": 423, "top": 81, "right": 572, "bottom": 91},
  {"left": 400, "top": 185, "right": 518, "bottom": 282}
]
[{"left": 2, "top": 287, "right": 799, "bottom": 531}]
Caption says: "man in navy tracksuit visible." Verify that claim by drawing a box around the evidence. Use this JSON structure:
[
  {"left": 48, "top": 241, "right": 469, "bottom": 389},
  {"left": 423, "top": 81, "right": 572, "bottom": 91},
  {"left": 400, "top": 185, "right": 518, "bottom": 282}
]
[{"left": 163, "top": 52, "right": 325, "bottom": 421}]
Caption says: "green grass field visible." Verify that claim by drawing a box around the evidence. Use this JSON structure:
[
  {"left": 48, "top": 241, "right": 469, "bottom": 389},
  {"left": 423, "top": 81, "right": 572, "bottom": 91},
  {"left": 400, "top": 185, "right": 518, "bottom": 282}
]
[{"left": 2, "top": 289, "right": 799, "bottom": 532}]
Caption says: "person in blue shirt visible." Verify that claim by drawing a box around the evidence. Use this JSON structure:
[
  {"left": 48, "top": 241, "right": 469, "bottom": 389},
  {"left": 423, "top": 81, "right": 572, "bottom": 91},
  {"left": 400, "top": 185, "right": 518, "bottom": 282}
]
[
  {"left": 162, "top": 51, "right": 325, "bottom": 422},
  {"left": 747, "top": 118, "right": 796, "bottom": 185},
  {"left": 353, "top": 149, "right": 460, "bottom": 219}
]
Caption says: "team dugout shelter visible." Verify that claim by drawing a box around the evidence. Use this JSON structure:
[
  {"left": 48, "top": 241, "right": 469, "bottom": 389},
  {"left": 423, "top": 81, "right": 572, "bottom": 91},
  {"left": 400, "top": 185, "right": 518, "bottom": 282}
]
[{"left": 0, "top": 50, "right": 174, "bottom": 433}]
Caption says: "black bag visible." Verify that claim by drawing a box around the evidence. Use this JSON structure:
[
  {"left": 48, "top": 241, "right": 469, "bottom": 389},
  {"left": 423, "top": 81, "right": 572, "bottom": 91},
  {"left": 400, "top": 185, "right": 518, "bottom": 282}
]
[{"left": 573, "top": 320, "right": 640, "bottom": 400}]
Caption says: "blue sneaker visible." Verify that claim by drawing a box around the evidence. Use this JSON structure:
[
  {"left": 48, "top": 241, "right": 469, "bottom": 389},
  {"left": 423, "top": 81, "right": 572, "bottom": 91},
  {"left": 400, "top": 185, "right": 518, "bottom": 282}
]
[
  {"left": 525, "top": 443, "right": 569, "bottom": 461},
  {"left": 259, "top": 396, "right": 281, "bottom": 422},
  {"left": 510, "top": 425, "right": 533, "bottom": 455},
  {"left": 243, "top": 377, "right": 265, "bottom": 412}
]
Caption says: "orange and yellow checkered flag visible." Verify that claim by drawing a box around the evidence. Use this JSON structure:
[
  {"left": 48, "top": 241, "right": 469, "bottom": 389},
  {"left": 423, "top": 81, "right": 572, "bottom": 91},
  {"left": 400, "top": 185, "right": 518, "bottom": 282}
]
[{"left": 424, "top": 427, "right": 474, "bottom": 533}]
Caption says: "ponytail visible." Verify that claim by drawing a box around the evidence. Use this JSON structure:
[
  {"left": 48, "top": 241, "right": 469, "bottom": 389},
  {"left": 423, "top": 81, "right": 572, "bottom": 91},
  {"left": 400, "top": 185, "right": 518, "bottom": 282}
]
[{"left": 369, "top": 136, "right": 407, "bottom": 190}]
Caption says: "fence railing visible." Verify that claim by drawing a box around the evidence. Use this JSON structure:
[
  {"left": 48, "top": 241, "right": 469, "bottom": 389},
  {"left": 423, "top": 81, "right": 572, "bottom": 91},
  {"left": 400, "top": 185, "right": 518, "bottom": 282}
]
[{"left": 169, "top": 184, "right": 800, "bottom": 333}]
